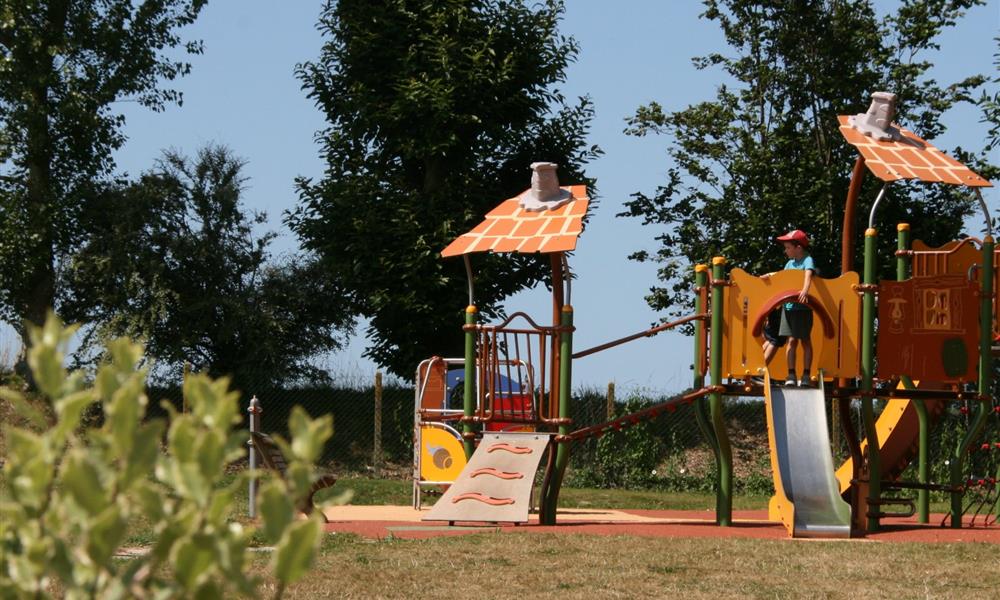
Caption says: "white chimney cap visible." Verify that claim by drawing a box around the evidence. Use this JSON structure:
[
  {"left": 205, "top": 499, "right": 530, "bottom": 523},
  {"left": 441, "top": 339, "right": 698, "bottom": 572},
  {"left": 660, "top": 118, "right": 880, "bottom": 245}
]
[{"left": 519, "top": 162, "right": 573, "bottom": 212}]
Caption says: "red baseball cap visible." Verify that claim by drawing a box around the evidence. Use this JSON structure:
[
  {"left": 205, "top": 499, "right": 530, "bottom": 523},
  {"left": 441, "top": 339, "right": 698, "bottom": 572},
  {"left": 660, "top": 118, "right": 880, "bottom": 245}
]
[{"left": 776, "top": 229, "right": 809, "bottom": 248}]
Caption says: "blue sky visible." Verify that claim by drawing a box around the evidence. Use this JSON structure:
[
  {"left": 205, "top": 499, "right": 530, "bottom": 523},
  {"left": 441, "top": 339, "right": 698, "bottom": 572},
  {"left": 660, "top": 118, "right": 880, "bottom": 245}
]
[{"left": 2, "top": 1, "right": 997, "bottom": 393}]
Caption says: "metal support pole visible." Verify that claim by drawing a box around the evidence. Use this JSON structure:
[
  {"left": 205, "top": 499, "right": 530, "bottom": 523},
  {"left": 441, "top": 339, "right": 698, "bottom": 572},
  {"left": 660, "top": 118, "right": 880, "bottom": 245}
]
[
  {"left": 248, "top": 395, "right": 261, "bottom": 518},
  {"left": 951, "top": 234, "right": 995, "bottom": 527},
  {"left": 463, "top": 305, "right": 477, "bottom": 459},
  {"left": 861, "top": 228, "right": 882, "bottom": 532},
  {"left": 710, "top": 257, "right": 733, "bottom": 526},
  {"left": 692, "top": 265, "right": 722, "bottom": 488},
  {"left": 897, "top": 223, "right": 929, "bottom": 523}
]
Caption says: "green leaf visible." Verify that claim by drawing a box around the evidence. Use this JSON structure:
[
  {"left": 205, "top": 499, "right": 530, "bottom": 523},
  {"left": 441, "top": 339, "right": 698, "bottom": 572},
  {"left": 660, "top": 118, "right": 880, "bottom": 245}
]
[
  {"left": 106, "top": 376, "right": 147, "bottom": 458},
  {"left": 288, "top": 406, "right": 332, "bottom": 463},
  {"left": 121, "top": 420, "right": 165, "bottom": 488},
  {"left": 62, "top": 450, "right": 109, "bottom": 515},
  {"left": 258, "top": 480, "right": 294, "bottom": 544},
  {"left": 85, "top": 504, "right": 127, "bottom": 568},
  {"left": 272, "top": 518, "right": 322, "bottom": 585},
  {"left": 51, "top": 390, "right": 94, "bottom": 442},
  {"left": 172, "top": 534, "right": 216, "bottom": 590}
]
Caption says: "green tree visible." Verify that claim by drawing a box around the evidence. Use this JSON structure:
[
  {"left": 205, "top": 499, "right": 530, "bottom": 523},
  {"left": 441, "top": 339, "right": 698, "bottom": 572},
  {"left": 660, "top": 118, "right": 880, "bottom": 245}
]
[
  {"left": 0, "top": 0, "right": 207, "bottom": 374},
  {"left": 1, "top": 314, "right": 336, "bottom": 598},
  {"left": 289, "top": 0, "right": 600, "bottom": 377},
  {"left": 980, "top": 36, "right": 1000, "bottom": 150},
  {"left": 63, "top": 145, "right": 354, "bottom": 388},
  {"left": 620, "top": 0, "right": 996, "bottom": 319}
]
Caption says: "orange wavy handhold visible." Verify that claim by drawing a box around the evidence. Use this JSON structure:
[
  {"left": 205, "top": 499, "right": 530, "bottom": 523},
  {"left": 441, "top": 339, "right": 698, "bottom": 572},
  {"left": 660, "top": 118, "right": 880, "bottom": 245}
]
[
  {"left": 470, "top": 468, "right": 524, "bottom": 480},
  {"left": 451, "top": 493, "right": 515, "bottom": 506},
  {"left": 487, "top": 443, "right": 532, "bottom": 454}
]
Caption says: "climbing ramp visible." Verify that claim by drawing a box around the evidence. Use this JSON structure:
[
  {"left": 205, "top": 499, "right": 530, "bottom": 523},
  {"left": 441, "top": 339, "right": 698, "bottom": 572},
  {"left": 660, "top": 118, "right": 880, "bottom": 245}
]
[
  {"left": 422, "top": 432, "right": 551, "bottom": 524},
  {"left": 764, "top": 371, "right": 852, "bottom": 538}
]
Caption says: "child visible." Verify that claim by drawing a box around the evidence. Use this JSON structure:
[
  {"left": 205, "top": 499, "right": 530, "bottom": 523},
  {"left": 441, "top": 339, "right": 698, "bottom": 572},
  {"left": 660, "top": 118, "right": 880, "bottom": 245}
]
[
  {"left": 774, "top": 229, "right": 816, "bottom": 386},
  {"left": 761, "top": 307, "right": 786, "bottom": 366}
]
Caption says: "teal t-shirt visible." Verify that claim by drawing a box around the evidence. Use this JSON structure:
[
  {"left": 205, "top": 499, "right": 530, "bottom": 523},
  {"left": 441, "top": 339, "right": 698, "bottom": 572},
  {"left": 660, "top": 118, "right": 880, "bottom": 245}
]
[{"left": 784, "top": 255, "right": 816, "bottom": 311}]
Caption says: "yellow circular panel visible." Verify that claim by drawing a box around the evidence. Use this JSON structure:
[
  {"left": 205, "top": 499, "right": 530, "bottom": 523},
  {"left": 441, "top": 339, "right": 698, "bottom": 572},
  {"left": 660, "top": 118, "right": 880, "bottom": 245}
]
[{"left": 419, "top": 426, "right": 466, "bottom": 482}]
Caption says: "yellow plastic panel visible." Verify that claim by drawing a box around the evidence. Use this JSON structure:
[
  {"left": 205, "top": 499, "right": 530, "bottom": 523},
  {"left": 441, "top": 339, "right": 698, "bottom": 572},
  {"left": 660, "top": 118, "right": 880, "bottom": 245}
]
[
  {"left": 722, "top": 269, "right": 861, "bottom": 380},
  {"left": 419, "top": 426, "right": 467, "bottom": 483}
]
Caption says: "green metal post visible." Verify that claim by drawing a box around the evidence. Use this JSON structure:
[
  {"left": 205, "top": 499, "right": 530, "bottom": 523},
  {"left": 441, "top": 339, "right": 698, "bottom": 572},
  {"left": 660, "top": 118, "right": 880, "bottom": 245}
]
[
  {"left": 895, "top": 223, "right": 910, "bottom": 281},
  {"left": 541, "top": 305, "right": 574, "bottom": 525},
  {"left": 463, "top": 305, "right": 477, "bottom": 459},
  {"left": 861, "top": 228, "right": 882, "bottom": 532},
  {"left": 950, "top": 235, "right": 994, "bottom": 527},
  {"left": 897, "top": 223, "right": 929, "bottom": 523},
  {"left": 692, "top": 265, "right": 722, "bottom": 486},
  {"left": 709, "top": 257, "right": 733, "bottom": 526}
]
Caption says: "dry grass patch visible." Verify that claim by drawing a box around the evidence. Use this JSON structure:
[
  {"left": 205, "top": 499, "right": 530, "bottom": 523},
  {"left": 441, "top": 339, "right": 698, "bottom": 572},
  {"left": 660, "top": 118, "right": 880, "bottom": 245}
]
[{"left": 275, "top": 533, "right": 1000, "bottom": 599}]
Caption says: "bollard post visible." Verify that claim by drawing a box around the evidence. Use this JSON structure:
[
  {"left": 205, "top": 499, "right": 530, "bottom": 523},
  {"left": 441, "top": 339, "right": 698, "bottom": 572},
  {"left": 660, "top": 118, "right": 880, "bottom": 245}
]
[
  {"left": 606, "top": 381, "right": 615, "bottom": 420},
  {"left": 247, "top": 395, "right": 261, "bottom": 518},
  {"left": 373, "top": 371, "right": 383, "bottom": 476}
]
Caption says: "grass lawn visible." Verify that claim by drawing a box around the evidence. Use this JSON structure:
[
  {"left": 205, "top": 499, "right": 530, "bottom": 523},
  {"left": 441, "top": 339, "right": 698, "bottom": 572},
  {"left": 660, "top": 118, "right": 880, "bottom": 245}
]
[
  {"left": 28, "top": 474, "right": 999, "bottom": 598},
  {"left": 271, "top": 478, "right": 997, "bottom": 598},
  {"left": 267, "top": 532, "right": 1000, "bottom": 599}
]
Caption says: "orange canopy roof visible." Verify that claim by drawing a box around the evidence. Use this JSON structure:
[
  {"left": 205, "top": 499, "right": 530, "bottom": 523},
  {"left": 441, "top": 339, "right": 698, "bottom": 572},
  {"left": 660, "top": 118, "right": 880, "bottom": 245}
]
[
  {"left": 838, "top": 115, "right": 991, "bottom": 187},
  {"left": 441, "top": 185, "right": 589, "bottom": 257}
]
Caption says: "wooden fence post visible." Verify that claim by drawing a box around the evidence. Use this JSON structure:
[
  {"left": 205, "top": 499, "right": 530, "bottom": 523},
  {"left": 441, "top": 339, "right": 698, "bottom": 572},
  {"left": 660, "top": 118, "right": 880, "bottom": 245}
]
[
  {"left": 606, "top": 381, "right": 615, "bottom": 420},
  {"left": 373, "top": 371, "right": 383, "bottom": 475}
]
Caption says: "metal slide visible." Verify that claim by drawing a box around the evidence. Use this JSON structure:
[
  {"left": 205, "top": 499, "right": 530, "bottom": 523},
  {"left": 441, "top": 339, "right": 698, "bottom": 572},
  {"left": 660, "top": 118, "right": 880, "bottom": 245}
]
[{"left": 764, "top": 371, "right": 852, "bottom": 538}]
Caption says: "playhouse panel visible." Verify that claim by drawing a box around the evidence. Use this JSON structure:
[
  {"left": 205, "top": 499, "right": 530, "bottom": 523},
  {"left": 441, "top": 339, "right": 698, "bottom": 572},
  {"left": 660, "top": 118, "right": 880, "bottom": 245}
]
[
  {"left": 722, "top": 269, "right": 861, "bottom": 380},
  {"left": 877, "top": 275, "right": 979, "bottom": 382}
]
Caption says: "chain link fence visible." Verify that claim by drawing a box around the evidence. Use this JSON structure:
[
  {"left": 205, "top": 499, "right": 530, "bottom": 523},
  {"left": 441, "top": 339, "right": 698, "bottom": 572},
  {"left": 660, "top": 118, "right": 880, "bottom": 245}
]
[{"left": 144, "top": 370, "right": 1000, "bottom": 499}]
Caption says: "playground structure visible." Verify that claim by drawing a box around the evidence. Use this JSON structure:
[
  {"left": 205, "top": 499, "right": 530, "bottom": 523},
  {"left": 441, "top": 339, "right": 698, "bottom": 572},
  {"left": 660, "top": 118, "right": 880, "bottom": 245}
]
[{"left": 412, "top": 93, "right": 999, "bottom": 537}]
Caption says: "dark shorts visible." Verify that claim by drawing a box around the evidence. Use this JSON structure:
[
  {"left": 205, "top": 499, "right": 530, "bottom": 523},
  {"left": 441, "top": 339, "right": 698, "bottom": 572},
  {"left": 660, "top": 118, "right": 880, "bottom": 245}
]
[
  {"left": 779, "top": 307, "right": 813, "bottom": 339},
  {"left": 763, "top": 309, "right": 787, "bottom": 347}
]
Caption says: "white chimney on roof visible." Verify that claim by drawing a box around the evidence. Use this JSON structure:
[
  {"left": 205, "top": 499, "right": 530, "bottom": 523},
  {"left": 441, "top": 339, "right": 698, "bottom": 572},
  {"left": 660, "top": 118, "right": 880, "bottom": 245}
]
[
  {"left": 849, "top": 91, "right": 901, "bottom": 142},
  {"left": 519, "top": 162, "right": 573, "bottom": 212}
]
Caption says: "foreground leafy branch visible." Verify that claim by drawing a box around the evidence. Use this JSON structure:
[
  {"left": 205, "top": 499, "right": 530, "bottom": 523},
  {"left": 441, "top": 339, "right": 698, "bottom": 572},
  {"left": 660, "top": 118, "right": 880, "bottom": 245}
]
[{"left": 1, "top": 314, "right": 335, "bottom": 598}]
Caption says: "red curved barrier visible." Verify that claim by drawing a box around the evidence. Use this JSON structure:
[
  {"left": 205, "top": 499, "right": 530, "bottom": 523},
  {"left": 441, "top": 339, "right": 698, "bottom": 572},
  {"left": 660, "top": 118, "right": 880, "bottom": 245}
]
[
  {"left": 750, "top": 290, "right": 836, "bottom": 339},
  {"left": 487, "top": 443, "right": 533, "bottom": 455},
  {"left": 451, "top": 493, "right": 516, "bottom": 506},
  {"left": 470, "top": 468, "right": 524, "bottom": 480}
]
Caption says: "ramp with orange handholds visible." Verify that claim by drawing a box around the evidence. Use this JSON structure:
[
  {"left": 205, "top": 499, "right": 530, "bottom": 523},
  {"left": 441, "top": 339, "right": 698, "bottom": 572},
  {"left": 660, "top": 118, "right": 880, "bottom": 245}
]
[
  {"left": 422, "top": 432, "right": 552, "bottom": 524},
  {"left": 764, "top": 370, "right": 852, "bottom": 538},
  {"left": 835, "top": 386, "right": 947, "bottom": 495}
]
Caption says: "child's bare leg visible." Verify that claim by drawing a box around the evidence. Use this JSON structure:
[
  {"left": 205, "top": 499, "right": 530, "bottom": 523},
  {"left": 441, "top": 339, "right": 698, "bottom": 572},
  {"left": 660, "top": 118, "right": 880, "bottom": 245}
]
[
  {"left": 801, "top": 338, "right": 813, "bottom": 375},
  {"left": 762, "top": 341, "right": 777, "bottom": 365},
  {"left": 785, "top": 338, "right": 798, "bottom": 379}
]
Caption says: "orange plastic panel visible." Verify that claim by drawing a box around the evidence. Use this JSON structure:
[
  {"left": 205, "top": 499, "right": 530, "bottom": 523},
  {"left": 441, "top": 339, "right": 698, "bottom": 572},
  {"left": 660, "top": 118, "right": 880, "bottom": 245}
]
[
  {"left": 877, "top": 276, "right": 979, "bottom": 382},
  {"left": 838, "top": 116, "right": 991, "bottom": 187},
  {"left": 441, "top": 185, "right": 589, "bottom": 257},
  {"left": 419, "top": 359, "right": 448, "bottom": 411},
  {"left": 911, "top": 237, "right": 999, "bottom": 338},
  {"left": 722, "top": 269, "right": 861, "bottom": 380}
]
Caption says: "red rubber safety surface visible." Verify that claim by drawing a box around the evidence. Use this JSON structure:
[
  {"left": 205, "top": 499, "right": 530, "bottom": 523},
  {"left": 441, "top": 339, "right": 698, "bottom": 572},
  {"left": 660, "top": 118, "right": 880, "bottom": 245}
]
[{"left": 322, "top": 509, "right": 1000, "bottom": 543}]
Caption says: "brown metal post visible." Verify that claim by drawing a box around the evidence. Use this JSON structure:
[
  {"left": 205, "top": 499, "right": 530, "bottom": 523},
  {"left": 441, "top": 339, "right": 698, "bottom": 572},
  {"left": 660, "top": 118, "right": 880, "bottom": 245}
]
[
  {"left": 550, "top": 253, "right": 565, "bottom": 421},
  {"left": 840, "top": 154, "right": 867, "bottom": 533},
  {"left": 841, "top": 156, "right": 867, "bottom": 274}
]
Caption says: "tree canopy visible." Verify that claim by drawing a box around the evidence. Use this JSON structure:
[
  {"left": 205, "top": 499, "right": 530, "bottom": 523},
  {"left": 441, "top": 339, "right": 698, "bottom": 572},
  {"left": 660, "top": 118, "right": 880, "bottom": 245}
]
[
  {"left": 0, "top": 0, "right": 207, "bottom": 371},
  {"left": 63, "top": 145, "right": 355, "bottom": 388},
  {"left": 290, "top": 0, "right": 600, "bottom": 377},
  {"left": 620, "top": 0, "right": 997, "bottom": 320}
]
